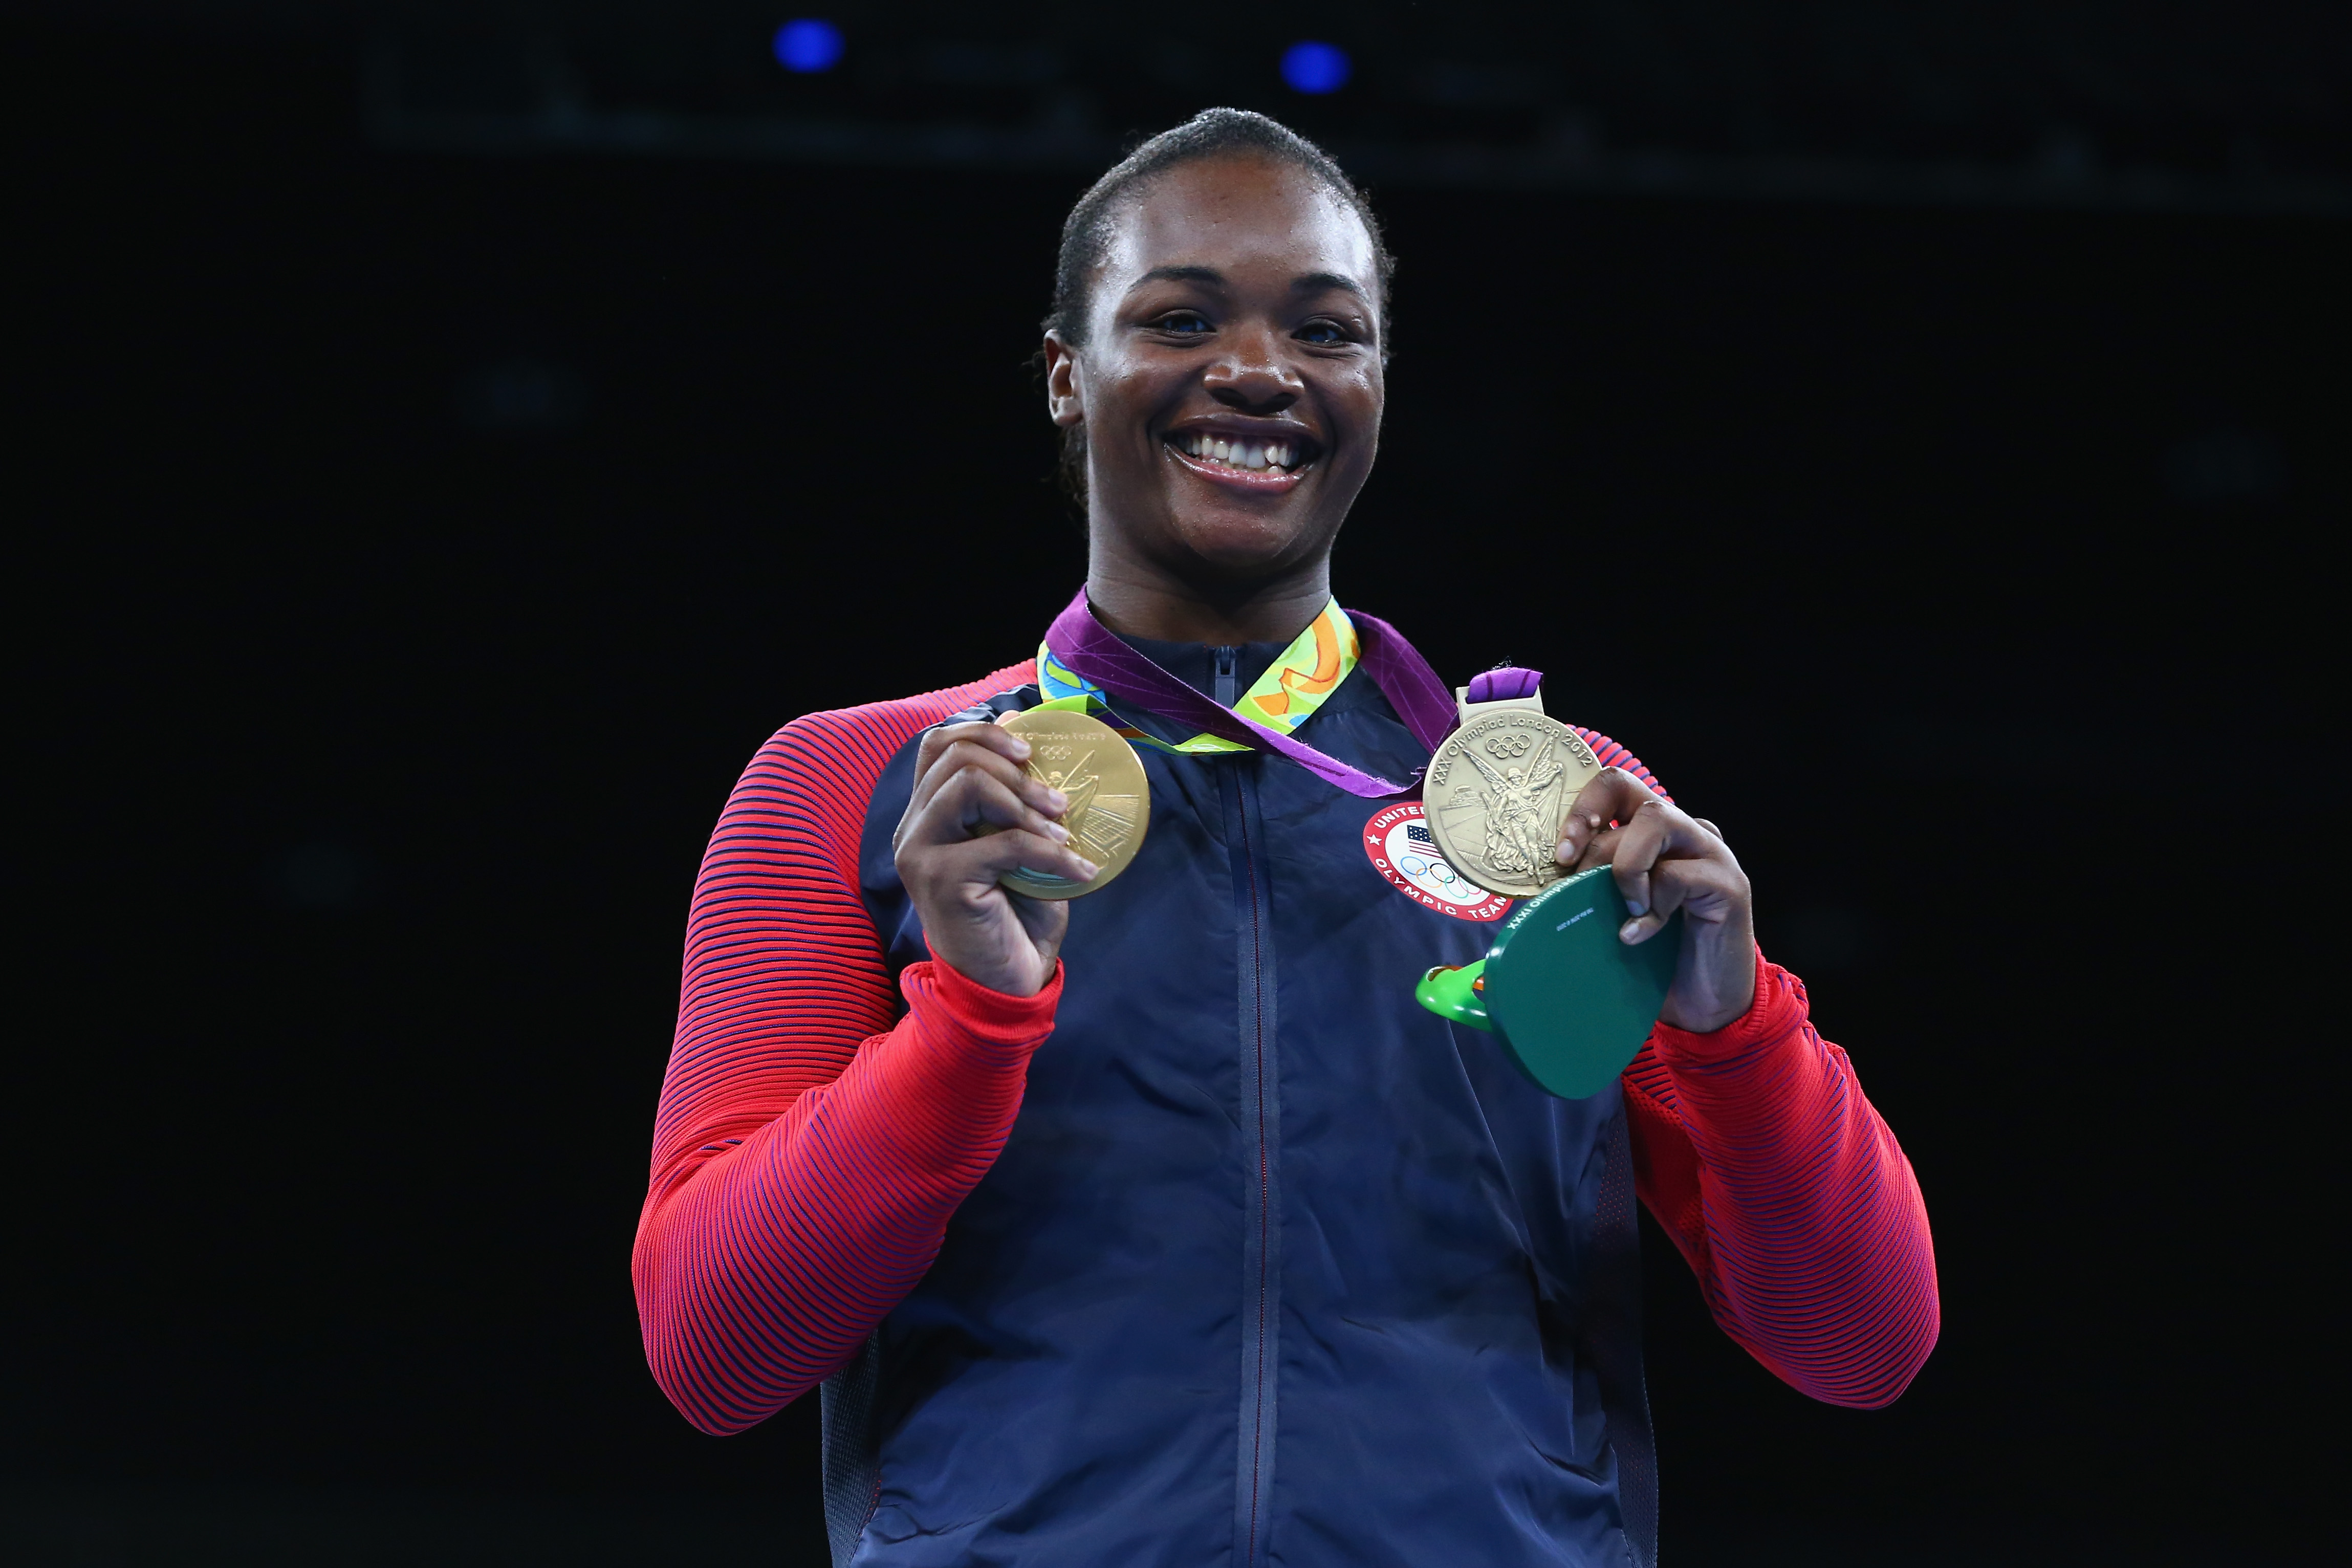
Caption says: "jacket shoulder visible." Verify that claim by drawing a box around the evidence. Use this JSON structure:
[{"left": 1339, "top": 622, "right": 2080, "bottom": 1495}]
[
  {"left": 763, "top": 660, "right": 1037, "bottom": 776},
  {"left": 703, "top": 660, "right": 1037, "bottom": 920}
]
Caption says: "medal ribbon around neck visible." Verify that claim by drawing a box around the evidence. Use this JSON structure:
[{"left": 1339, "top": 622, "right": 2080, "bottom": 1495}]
[
  {"left": 1038, "top": 598, "right": 1356, "bottom": 751},
  {"left": 1035, "top": 589, "right": 1460, "bottom": 799}
]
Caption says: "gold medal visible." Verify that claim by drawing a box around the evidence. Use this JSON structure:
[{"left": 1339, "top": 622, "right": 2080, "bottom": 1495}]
[
  {"left": 1423, "top": 706, "right": 1603, "bottom": 900},
  {"left": 988, "top": 707, "right": 1151, "bottom": 900}
]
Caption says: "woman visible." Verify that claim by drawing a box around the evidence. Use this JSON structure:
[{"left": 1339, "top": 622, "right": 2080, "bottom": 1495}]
[{"left": 635, "top": 109, "right": 1936, "bottom": 1567}]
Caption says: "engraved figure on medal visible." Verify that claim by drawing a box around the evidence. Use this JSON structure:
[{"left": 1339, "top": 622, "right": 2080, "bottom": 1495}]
[
  {"left": 1034, "top": 748, "right": 1140, "bottom": 865},
  {"left": 1462, "top": 731, "right": 1566, "bottom": 881},
  {"left": 1425, "top": 712, "right": 1602, "bottom": 900}
]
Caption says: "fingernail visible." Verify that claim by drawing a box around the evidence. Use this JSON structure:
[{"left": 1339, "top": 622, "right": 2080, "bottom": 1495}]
[
  {"left": 1045, "top": 790, "right": 1068, "bottom": 812},
  {"left": 1008, "top": 739, "right": 1031, "bottom": 757},
  {"left": 1620, "top": 920, "right": 1643, "bottom": 942},
  {"left": 1624, "top": 898, "right": 1646, "bottom": 916},
  {"left": 1045, "top": 821, "right": 1070, "bottom": 842},
  {"left": 1077, "top": 858, "right": 1100, "bottom": 878}
]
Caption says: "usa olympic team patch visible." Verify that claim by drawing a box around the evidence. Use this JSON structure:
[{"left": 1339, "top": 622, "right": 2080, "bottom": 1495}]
[{"left": 1363, "top": 802, "right": 1510, "bottom": 922}]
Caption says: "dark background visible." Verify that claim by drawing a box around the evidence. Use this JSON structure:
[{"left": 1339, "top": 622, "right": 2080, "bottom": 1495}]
[{"left": 10, "top": 5, "right": 2346, "bottom": 1564}]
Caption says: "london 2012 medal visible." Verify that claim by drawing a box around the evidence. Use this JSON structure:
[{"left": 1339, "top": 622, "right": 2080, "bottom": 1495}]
[
  {"left": 988, "top": 707, "right": 1150, "bottom": 899},
  {"left": 1423, "top": 709, "right": 1604, "bottom": 899}
]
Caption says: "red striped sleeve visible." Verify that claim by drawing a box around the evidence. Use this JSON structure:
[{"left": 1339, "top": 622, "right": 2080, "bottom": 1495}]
[
  {"left": 1623, "top": 956, "right": 1940, "bottom": 1407},
  {"left": 1574, "top": 725, "right": 1668, "bottom": 800},
  {"left": 631, "top": 662, "right": 1052, "bottom": 1435},
  {"left": 1588, "top": 727, "right": 1938, "bottom": 1408}
]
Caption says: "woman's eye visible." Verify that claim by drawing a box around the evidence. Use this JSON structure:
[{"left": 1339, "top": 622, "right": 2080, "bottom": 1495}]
[
  {"left": 1153, "top": 312, "right": 1213, "bottom": 335},
  {"left": 1296, "top": 319, "right": 1349, "bottom": 345}
]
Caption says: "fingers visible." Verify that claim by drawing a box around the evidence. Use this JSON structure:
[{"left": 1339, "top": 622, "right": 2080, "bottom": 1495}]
[
  {"left": 1617, "top": 856, "right": 1704, "bottom": 944},
  {"left": 910, "top": 721, "right": 1047, "bottom": 805},
  {"left": 905, "top": 765, "right": 1076, "bottom": 855},
  {"left": 1554, "top": 768, "right": 1662, "bottom": 869},
  {"left": 910, "top": 738, "right": 1063, "bottom": 822},
  {"left": 1619, "top": 858, "right": 1753, "bottom": 959},
  {"left": 1602, "top": 798, "right": 1692, "bottom": 932},
  {"left": 901, "top": 722, "right": 1068, "bottom": 845},
  {"left": 902, "top": 767, "right": 1100, "bottom": 887},
  {"left": 949, "top": 822, "right": 1100, "bottom": 889},
  {"left": 913, "top": 718, "right": 1028, "bottom": 772},
  {"left": 1549, "top": 770, "right": 1742, "bottom": 945}
]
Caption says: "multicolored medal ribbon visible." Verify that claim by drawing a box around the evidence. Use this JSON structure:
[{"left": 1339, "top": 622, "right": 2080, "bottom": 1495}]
[{"left": 1036, "top": 589, "right": 1457, "bottom": 799}]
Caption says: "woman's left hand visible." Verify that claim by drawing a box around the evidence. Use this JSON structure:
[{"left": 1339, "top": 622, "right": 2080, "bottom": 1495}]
[{"left": 1555, "top": 770, "right": 1757, "bottom": 1033}]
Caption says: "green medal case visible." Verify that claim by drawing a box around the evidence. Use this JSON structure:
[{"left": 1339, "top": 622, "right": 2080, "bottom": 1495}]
[{"left": 1414, "top": 865, "right": 1682, "bottom": 1099}]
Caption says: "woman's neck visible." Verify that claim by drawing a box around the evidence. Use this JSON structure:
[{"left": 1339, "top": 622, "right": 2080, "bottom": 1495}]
[{"left": 1083, "top": 555, "right": 1332, "bottom": 647}]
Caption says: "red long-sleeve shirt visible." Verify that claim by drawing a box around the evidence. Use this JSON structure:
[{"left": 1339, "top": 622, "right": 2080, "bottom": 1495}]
[{"left": 634, "top": 663, "right": 1939, "bottom": 1436}]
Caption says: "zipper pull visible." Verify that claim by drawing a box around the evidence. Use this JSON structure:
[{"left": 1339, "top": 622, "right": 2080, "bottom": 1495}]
[{"left": 1214, "top": 646, "right": 1238, "bottom": 708}]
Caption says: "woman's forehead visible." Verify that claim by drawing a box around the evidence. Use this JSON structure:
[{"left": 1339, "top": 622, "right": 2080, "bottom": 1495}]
[{"left": 1104, "top": 159, "right": 1375, "bottom": 291}]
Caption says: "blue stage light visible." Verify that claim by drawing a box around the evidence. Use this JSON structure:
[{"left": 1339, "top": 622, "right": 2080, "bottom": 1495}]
[
  {"left": 1281, "top": 41, "right": 1351, "bottom": 95},
  {"left": 773, "top": 19, "right": 845, "bottom": 74}
]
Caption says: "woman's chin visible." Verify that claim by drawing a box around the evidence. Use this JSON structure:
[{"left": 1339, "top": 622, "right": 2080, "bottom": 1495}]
[
  {"left": 1176, "top": 524, "right": 1326, "bottom": 580},
  {"left": 1162, "top": 505, "right": 1331, "bottom": 579}
]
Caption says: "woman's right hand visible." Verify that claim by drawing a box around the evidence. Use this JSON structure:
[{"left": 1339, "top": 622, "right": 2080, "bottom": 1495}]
[{"left": 890, "top": 720, "right": 1096, "bottom": 997}]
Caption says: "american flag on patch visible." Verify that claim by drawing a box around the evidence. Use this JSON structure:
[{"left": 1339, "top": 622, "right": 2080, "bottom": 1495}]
[{"left": 1406, "top": 823, "right": 1438, "bottom": 851}]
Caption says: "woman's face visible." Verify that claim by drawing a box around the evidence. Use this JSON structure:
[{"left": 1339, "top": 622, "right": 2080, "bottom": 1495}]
[{"left": 1046, "top": 155, "right": 1385, "bottom": 588}]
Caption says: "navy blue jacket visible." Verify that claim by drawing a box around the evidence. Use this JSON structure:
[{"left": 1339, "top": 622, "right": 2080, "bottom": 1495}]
[{"left": 826, "top": 641, "right": 1653, "bottom": 1568}]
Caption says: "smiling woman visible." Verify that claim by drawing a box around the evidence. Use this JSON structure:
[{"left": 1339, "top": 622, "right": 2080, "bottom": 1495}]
[
  {"left": 1041, "top": 139, "right": 1383, "bottom": 630},
  {"left": 1038, "top": 111, "right": 1391, "bottom": 520},
  {"left": 632, "top": 108, "right": 1938, "bottom": 1568}
]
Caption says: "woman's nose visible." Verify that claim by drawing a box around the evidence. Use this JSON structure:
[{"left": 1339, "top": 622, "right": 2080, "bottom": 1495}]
[{"left": 1202, "top": 325, "right": 1304, "bottom": 410}]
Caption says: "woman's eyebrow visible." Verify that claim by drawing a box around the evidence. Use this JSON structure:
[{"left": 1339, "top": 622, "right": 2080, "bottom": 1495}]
[
  {"left": 1133, "top": 265, "right": 1226, "bottom": 289},
  {"left": 1125, "top": 265, "right": 1368, "bottom": 304},
  {"left": 1292, "top": 271, "right": 1368, "bottom": 300}
]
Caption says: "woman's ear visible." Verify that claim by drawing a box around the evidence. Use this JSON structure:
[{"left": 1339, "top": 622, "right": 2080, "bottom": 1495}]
[{"left": 1042, "top": 332, "right": 1084, "bottom": 429}]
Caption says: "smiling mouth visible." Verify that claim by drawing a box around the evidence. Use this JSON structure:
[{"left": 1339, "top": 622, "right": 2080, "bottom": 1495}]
[{"left": 1165, "top": 429, "right": 1319, "bottom": 478}]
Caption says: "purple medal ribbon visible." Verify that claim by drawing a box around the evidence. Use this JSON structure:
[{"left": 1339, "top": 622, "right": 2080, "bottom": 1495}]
[
  {"left": 1044, "top": 590, "right": 1489, "bottom": 800},
  {"left": 1464, "top": 665, "right": 1543, "bottom": 704}
]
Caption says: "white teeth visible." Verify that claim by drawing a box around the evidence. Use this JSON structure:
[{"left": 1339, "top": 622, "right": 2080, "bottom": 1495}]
[{"left": 1174, "top": 433, "right": 1307, "bottom": 471}]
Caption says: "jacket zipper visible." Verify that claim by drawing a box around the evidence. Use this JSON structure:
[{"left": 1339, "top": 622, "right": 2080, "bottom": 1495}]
[{"left": 1220, "top": 644, "right": 1281, "bottom": 1568}]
